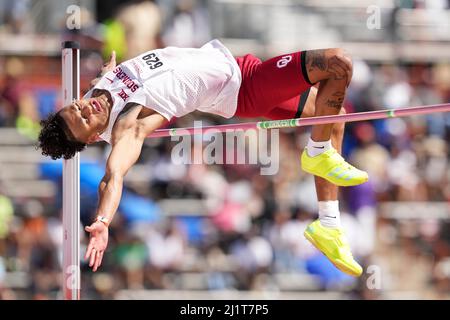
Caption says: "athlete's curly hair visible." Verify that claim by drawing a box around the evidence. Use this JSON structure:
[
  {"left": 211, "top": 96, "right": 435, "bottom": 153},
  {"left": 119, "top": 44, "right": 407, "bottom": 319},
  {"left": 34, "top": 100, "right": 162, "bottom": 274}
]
[{"left": 37, "top": 112, "right": 86, "bottom": 160}]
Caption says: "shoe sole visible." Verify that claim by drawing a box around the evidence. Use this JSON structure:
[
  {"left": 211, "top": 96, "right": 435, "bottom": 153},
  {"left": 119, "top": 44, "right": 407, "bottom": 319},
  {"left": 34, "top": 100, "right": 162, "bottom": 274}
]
[{"left": 304, "top": 230, "right": 362, "bottom": 277}]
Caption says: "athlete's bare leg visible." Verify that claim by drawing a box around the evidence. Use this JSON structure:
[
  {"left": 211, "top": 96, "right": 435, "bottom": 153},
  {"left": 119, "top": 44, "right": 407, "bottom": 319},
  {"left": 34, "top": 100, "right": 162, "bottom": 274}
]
[
  {"left": 301, "top": 86, "right": 346, "bottom": 201},
  {"left": 299, "top": 49, "right": 364, "bottom": 277},
  {"left": 300, "top": 48, "right": 367, "bottom": 187},
  {"left": 304, "top": 49, "right": 351, "bottom": 141}
]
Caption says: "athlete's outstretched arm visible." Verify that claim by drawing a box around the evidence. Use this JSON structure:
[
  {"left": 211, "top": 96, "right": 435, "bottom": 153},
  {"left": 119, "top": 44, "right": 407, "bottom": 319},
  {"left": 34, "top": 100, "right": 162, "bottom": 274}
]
[
  {"left": 84, "top": 111, "right": 167, "bottom": 271},
  {"left": 84, "top": 131, "right": 144, "bottom": 271}
]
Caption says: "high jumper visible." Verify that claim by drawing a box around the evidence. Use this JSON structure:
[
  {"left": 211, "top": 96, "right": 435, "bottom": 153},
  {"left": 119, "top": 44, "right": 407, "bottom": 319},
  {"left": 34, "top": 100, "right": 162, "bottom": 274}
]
[{"left": 39, "top": 39, "right": 369, "bottom": 276}]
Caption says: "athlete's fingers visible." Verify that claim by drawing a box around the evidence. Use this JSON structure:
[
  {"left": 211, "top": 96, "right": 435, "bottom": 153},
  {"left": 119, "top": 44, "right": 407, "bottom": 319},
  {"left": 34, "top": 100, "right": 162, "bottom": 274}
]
[
  {"left": 85, "top": 241, "right": 94, "bottom": 260},
  {"left": 93, "top": 251, "right": 101, "bottom": 272},
  {"left": 92, "top": 251, "right": 97, "bottom": 271},
  {"left": 94, "top": 251, "right": 103, "bottom": 271},
  {"left": 89, "top": 248, "right": 96, "bottom": 267},
  {"left": 104, "top": 51, "right": 116, "bottom": 70},
  {"left": 97, "top": 251, "right": 104, "bottom": 270},
  {"left": 97, "top": 252, "right": 103, "bottom": 271},
  {"left": 110, "top": 50, "right": 116, "bottom": 63}
]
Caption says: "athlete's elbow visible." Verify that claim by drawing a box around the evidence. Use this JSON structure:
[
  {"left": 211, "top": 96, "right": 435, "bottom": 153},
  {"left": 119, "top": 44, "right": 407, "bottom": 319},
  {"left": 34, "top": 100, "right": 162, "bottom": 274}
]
[
  {"left": 98, "top": 173, "right": 123, "bottom": 197},
  {"left": 103, "top": 169, "right": 125, "bottom": 187},
  {"left": 108, "top": 171, "right": 125, "bottom": 184}
]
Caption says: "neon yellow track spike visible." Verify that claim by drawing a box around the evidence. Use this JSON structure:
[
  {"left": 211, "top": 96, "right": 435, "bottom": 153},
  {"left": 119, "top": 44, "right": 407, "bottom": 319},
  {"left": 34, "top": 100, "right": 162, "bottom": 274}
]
[
  {"left": 301, "top": 148, "right": 368, "bottom": 187},
  {"left": 304, "top": 220, "right": 363, "bottom": 277}
]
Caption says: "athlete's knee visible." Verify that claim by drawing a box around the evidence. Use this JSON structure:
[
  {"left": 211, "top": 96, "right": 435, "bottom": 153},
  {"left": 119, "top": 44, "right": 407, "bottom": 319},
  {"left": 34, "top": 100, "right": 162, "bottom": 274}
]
[
  {"left": 328, "top": 48, "right": 352, "bottom": 67},
  {"left": 326, "top": 48, "right": 353, "bottom": 84},
  {"left": 305, "top": 48, "right": 353, "bottom": 84}
]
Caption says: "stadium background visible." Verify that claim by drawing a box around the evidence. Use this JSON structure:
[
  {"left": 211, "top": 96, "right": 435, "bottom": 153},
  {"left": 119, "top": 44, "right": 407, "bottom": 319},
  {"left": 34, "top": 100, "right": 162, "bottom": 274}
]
[{"left": 0, "top": 0, "right": 449, "bottom": 300}]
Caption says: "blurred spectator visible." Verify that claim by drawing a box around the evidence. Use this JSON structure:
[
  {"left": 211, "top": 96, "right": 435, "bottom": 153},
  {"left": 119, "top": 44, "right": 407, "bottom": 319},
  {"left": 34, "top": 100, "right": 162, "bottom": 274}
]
[
  {"left": 0, "top": 58, "right": 24, "bottom": 125},
  {"left": 0, "top": 193, "right": 13, "bottom": 240},
  {"left": 0, "top": 0, "right": 31, "bottom": 34},
  {"left": 0, "top": 57, "right": 40, "bottom": 138},
  {"left": 162, "top": 0, "right": 211, "bottom": 48},
  {"left": 229, "top": 225, "right": 272, "bottom": 290},
  {"left": 112, "top": 0, "right": 162, "bottom": 60},
  {"left": 113, "top": 231, "right": 147, "bottom": 289},
  {"left": 267, "top": 210, "right": 297, "bottom": 272},
  {"left": 144, "top": 220, "right": 186, "bottom": 288}
]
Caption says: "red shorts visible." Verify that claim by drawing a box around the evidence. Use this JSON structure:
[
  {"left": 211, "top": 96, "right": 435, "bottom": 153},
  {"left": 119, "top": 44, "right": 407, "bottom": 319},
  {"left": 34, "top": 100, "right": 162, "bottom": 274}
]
[{"left": 234, "top": 51, "right": 313, "bottom": 120}]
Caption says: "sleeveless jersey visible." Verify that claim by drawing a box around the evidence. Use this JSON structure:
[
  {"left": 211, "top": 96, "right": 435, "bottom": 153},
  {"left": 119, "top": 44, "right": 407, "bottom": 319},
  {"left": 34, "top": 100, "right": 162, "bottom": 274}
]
[{"left": 84, "top": 39, "right": 242, "bottom": 143}]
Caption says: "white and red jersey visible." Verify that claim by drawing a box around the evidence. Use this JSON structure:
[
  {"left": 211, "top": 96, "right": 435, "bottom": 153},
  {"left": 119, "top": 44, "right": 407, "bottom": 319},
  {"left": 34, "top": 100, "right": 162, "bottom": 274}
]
[{"left": 84, "top": 39, "right": 242, "bottom": 144}]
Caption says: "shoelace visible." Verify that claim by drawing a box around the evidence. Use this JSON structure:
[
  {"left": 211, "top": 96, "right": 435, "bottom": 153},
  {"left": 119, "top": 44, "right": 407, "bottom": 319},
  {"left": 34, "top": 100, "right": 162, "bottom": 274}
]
[{"left": 327, "top": 150, "right": 356, "bottom": 171}]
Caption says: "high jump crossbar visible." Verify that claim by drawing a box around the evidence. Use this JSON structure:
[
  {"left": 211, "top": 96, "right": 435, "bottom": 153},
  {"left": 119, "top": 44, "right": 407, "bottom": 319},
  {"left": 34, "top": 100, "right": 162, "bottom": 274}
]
[
  {"left": 148, "top": 103, "right": 450, "bottom": 138},
  {"left": 61, "top": 41, "right": 80, "bottom": 300}
]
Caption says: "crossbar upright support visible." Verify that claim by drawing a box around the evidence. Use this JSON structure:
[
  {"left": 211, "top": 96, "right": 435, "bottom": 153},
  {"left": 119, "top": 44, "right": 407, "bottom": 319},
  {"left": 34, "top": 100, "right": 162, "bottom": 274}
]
[{"left": 61, "top": 41, "right": 81, "bottom": 300}]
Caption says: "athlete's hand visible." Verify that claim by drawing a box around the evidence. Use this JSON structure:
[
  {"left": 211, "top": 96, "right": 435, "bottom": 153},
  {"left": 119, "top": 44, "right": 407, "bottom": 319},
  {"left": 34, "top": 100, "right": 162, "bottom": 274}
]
[
  {"left": 84, "top": 221, "right": 109, "bottom": 272},
  {"left": 101, "top": 50, "right": 116, "bottom": 74},
  {"left": 90, "top": 51, "right": 117, "bottom": 88}
]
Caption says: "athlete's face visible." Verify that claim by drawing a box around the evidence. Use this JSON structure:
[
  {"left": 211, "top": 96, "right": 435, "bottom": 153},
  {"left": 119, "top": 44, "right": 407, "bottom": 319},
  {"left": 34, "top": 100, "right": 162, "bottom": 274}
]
[{"left": 59, "top": 96, "right": 110, "bottom": 144}]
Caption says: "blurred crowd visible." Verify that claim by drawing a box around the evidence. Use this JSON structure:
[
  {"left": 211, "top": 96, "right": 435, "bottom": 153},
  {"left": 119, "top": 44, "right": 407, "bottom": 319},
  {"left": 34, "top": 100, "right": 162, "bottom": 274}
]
[{"left": 0, "top": 0, "right": 450, "bottom": 300}]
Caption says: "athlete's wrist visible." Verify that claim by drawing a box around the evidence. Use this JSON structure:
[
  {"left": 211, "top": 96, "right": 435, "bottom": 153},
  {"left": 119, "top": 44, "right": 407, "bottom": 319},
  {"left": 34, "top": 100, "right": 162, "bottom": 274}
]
[{"left": 95, "top": 215, "right": 110, "bottom": 227}]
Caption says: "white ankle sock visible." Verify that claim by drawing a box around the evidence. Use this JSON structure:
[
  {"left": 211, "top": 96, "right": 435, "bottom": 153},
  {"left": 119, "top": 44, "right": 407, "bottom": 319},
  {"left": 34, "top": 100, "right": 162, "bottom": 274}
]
[
  {"left": 306, "top": 138, "right": 332, "bottom": 157},
  {"left": 318, "top": 200, "right": 340, "bottom": 228}
]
